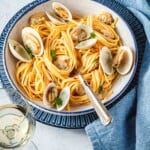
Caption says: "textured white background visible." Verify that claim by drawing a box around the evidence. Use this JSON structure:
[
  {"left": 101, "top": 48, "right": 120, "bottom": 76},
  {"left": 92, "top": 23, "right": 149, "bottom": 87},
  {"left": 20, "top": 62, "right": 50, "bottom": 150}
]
[{"left": 0, "top": 0, "right": 92, "bottom": 150}]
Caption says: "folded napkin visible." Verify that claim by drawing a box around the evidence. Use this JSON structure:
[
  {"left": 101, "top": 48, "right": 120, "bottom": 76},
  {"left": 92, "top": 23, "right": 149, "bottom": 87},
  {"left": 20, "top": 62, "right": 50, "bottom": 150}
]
[{"left": 85, "top": 0, "right": 150, "bottom": 150}]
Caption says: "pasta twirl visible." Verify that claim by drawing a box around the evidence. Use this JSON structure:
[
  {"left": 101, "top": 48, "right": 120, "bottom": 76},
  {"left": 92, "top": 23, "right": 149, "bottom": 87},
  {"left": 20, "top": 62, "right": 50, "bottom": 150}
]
[{"left": 16, "top": 12, "right": 122, "bottom": 110}]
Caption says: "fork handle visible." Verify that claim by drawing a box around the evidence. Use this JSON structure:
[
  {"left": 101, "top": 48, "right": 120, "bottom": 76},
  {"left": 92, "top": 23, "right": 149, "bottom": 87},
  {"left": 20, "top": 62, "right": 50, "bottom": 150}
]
[{"left": 78, "top": 75, "right": 112, "bottom": 126}]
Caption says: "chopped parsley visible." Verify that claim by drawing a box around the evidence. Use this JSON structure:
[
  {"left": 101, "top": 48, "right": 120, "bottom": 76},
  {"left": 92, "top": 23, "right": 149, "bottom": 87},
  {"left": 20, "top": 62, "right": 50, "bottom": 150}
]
[
  {"left": 50, "top": 49, "right": 56, "bottom": 60},
  {"left": 13, "top": 45, "right": 16, "bottom": 49},
  {"left": 98, "top": 85, "right": 103, "bottom": 93},
  {"left": 54, "top": 97, "right": 63, "bottom": 106},
  {"left": 25, "top": 45, "right": 34, "bottom": 59},
  {"left": 92, "top": 58, "right": 98, "bottom": 63},
  {"left": 90, "top": 32, "right": 96, "bottom": 38}
]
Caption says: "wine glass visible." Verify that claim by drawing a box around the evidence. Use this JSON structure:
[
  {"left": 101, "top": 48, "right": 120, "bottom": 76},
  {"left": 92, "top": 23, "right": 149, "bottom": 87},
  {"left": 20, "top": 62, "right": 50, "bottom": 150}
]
[{"left": 0, "top": 88, "right": 37, "bottom": 150}]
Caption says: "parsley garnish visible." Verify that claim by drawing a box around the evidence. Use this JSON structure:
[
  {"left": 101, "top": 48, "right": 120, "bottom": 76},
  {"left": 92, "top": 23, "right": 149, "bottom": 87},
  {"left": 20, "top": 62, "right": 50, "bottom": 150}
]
[
  {"left": 25, "top": 45, "right": 34, "bottom": 59},
  {"left": 98, "top": 85, "right": 103, "bottom": 93},
  {"left": 90, "top": 32, "right": 96, "bottom": 38},
  {"left": 92, "top": 58, "right": 97, "bottom": 63},
  {"left": 14, "top": 45, "right": 16, "bottom": 49},
  {"left": 50, "top": 49, "right": 56, "bottom": 60},
  {"left": 54, "top": 97, "right": 63, "bottom": 106}
]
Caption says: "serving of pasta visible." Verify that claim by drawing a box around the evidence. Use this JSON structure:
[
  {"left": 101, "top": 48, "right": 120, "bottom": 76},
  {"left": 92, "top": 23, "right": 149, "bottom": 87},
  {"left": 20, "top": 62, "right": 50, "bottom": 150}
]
[{"left": 8, "top": 2, "right": 133, "bottom": 111}]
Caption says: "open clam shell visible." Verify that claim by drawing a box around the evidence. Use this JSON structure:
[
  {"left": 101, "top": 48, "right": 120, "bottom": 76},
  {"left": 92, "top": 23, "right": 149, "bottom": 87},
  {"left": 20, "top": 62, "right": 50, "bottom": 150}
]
[
  {"left": 52, "top": 2, "right": 72, "bottom": 21},
  {"left": 53, "top": 55, "right": 70, "bottom": 70},
  {"left": 43, "top": 82, "right": 70, "bottom": 111},
  {"left": 57, "top": 87, "right": 70, "bottom": 111},
  {"left": 113, "top": 46, "right": 133, "bottom": 75},
  {"left": 46, "top": 2, "right": 72, "bottom": 25},
  {"left": 8, "top": 39, "right": 32, "bottom": 62},
  {"left": 43, "top": 82, "right": 58, "bottom": 109},
  {"left": 29, "top": 12, "right": 46, "bottom": 25},
  {"left": 75, "top": 38, "right": 97, "bottom": 50},
  {"left": 71, "top": 24, "right": 93, "bottom": 42},
  {"left": 22, "top": 27, "right": 44, "bottom": 56},
  {"left": 99, "top": 46, "right": 114, "bottom": 75},
  {"left": 46, "top": 11, "right": 65, "bottom": 25},
  {"left": 99, "top": 12, "right": 114, "bottom": 25}
]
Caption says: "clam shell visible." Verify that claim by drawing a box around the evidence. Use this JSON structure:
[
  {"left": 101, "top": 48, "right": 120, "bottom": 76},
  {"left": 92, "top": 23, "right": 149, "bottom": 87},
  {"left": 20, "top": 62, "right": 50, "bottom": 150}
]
[
  {"left": 53, "top": 55, "right": 69, "bottom": 70},
  {"left": 43, "top": 82, "right": 70, "bottom": 111},
  {"left": 57, "top": 87, "right": 70, "bottom": 111},
  {"left": 43, "top": 82, "right": 58, "bottom": 109},
  {"left": 99, "top": 12, "right": 114, "bottom": 25},
  {"left": 75, "top": 38, "right": 97, "bottom": 49},
  {"left": 99, "top": 46, "right": 114, "bottom": 75},
  {"left": 46, "top": 11, "right": 65, "bottom": 25},
  {"left": 52, "top": 2, "right": 72, "bottom": 21},
  {"left": 22, "top": 27, "right": 44, "bottom": 56},
  {"left": 8, "top": 39, "right": 32, "bottom": 62},
  {"left": 29, "top": 12, "right": 46, "bottom": 25},
  {"left": 71, "top": 24, "right": 93, "bottom": 41},
  {"left": 114, "top": 46, "right": 133, "bottom": 75}
]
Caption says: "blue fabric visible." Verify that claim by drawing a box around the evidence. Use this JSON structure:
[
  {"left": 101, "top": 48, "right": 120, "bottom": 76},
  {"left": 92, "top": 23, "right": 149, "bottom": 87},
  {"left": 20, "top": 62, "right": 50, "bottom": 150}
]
[{"left": 85, "top": 0, "right": 150, "bottom": 150}]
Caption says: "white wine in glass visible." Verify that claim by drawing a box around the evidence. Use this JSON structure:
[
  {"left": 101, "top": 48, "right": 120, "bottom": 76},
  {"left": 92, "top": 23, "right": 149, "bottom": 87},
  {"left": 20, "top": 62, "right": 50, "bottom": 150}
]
[{"left": 0, "top": 88, "right": 37, "bottom": 150}]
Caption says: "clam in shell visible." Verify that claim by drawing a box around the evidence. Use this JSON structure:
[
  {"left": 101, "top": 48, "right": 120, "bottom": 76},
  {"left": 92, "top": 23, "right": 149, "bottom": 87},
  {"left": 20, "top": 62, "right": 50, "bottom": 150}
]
[
  {"left": 57, "top": 87, "right": 70, "bottom": 111},
  {"left": 46, "top": 12, "right": 65, "bottom": 25},
  {"left": 75, "top": 38, "right": 97, "bottom": 50},
  {"left": 99, "top": 46, "right": 114, "bottom": 75},
  {"left": 72, "top": 24, "right": 97, "bottom": 49},
  {"left": 29, "top": 12, "right": 47, "bottom": 25},
  {"left": 43, "top": 82, "right": 58, "bottom": 109},
  {"left": 113, "top": 46, "right": 133, "bottom": 75},
  {"left": 8, "top": 39, "right": 32, "bottom": 62},
  {"left": 22, "top": 27, "right": 44, "bottom": 56},
  {"left": 99, "top": 12, "right": 114, "bottom": 25},
  {"left": 71, "top": 24, "right": 93, "bottom": 42},
  {"left": 43, "top": 82, "right": 70, "bottom": 111},
  {"left": 46, "top": 2, "right": 72, "bottom": 25},
  {"left": 52, "top": 2, "right": 72, "bottom": 21},
  {"left": 53, "top": 55, "right": 70, "bottom": 70}
]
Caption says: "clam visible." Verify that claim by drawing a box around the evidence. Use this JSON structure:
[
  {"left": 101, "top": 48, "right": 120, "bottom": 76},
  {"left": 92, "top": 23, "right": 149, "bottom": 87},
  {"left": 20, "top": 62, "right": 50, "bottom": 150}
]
[
  {"left": 22, "top": 27, "right": 44, "bottom": 56},
  {"left": 43, "top": 82, "right": 58, "bottom": 108},
  {"left": 71, "top": 25, "right": 93, "bottom": 42},
  {"left": 57, "top": 87, "right": 70, "bottom": 111},
  {"left": 99, "top": 12, "right": 114, "bottom": 25},
  {"left": 43, "top": 82, "right": 70, "bottom": 111},
  {"left": 75, "top": 38, "right": 97, "bottom": 50},
  {"left": 45, "top": 12, "right": 65, "bottom": 25},
  {"left": 46, "top": 2, "right": 72, "bottom": 25},
  {"left": 99, "top": 46, "right": 114, "bottom": 75},
  {"left": 8, "top": 39, "right": 32, "bottom": 62},
  {"left": 75, "top": 85, "right": 85, "bottom": 96},
  {"left": 113, "top": 46, "right": 133, "bottom": 75},
  {"left": 52, "top": 2, "right": 72, "bottom": 21},
  {"left": 100, "top": 29, "right": 115, "bottom": 39},
  {"left": 53, "top": 55, "right": 70, "bottom": 70},
  {"left": 29, "top": 12, "right": 47, "bottom": 25},
  {"left": 72, "top": 24, "right": 97, "bottom": 49}
]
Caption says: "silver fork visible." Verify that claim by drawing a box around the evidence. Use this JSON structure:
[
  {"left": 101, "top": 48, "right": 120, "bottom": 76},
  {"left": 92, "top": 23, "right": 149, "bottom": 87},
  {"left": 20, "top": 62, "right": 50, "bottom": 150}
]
[{"left": 78, "top": 74, "right": 112, "bottom": 126}]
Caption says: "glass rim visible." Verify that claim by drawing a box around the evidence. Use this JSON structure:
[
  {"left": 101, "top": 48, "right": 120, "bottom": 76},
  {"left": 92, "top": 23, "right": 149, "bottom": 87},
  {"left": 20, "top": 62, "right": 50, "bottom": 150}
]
[
  {"left": 0, "top": 87, "right": 33, "bottom": 118},
  {"left": 0, "top": 87, "right": 36, "bottom": 149}
]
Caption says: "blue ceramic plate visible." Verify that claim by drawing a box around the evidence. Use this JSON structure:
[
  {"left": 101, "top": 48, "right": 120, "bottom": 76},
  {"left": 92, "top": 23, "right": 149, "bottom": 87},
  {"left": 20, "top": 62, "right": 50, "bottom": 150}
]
[{"left": 0, "top": 0, "right": 146, "bottom": 128}]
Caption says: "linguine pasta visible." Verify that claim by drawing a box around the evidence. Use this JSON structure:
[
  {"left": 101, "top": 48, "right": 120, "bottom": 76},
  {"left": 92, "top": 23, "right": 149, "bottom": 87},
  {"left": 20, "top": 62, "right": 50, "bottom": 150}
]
[{"left": 16, "top": 12, "right": 122, "bottom": 110}]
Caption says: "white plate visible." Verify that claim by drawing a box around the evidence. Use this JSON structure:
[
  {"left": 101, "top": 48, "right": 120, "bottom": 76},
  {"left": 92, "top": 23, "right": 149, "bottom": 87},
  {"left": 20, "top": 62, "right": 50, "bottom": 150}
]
[{"left": 3, "top": 0, "right": 137, "bottom": 116}]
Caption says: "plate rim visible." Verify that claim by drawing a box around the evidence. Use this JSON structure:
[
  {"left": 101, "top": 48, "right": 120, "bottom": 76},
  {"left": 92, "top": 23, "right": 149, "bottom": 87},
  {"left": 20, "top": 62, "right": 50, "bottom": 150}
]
[
  {"left": 1, "top": 0, "right": 138, "bottom": 115},
  {"left": 0, "top": 0, "right": 146, "bottom": 128}
]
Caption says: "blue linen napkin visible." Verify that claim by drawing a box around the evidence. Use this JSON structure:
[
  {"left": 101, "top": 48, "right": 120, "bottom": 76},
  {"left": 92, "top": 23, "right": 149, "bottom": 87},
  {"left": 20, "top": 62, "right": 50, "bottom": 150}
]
[{"left": 85, "top": 0, "right": 150, "bottom": 150}]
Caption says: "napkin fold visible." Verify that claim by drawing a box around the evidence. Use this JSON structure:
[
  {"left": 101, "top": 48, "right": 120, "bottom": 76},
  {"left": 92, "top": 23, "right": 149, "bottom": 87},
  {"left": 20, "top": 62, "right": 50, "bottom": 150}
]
[{"left": 85, "top": 0, "right": 150, "bottom": 149}]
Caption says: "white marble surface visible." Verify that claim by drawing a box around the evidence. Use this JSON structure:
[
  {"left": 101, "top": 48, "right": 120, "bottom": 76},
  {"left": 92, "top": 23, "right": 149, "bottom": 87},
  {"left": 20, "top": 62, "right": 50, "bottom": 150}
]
[{"left": 0, "top": 0, "right": 92, "bottom": 150}]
